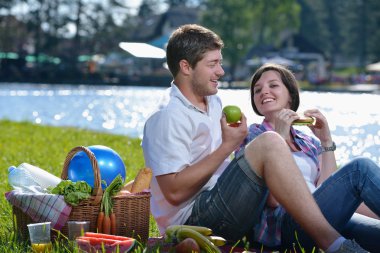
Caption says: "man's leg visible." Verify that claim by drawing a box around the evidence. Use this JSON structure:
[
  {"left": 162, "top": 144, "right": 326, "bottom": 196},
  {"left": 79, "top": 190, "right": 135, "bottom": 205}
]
[
  {"left": 244, "top": 131, "right": 340, "bottom": 250},
  {"left": 185, "top": 150, "right": 270, "bottom": 242}
]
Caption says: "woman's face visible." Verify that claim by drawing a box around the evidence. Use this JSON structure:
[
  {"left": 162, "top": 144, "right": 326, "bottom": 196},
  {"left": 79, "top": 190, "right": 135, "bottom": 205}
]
[{"left": 252, "top": 70, "right": 291, "bottom": 117}]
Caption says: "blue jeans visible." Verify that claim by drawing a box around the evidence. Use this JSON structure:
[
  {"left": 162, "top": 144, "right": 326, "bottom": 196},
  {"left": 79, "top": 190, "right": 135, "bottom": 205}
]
[
  {"left": 281, "top": 157, "right": 380, "bottom": 252},
  {"left": 185, "top": 151, "right": 269, "bottom": 242}
]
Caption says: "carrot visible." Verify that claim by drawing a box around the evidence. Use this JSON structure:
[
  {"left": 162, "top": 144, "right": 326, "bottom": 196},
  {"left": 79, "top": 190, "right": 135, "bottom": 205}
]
[
  {"left": 102, "top": 214, "right": 111, "bottom": 234},
  {"left": 99, "top": 175, "right": 123, "bottom": 234},
  {"left": 110, "top": 212, "right": 117, "bottom": 235},
  {"left": 96, "top": 211, "right": 104, "bottom": 233}
]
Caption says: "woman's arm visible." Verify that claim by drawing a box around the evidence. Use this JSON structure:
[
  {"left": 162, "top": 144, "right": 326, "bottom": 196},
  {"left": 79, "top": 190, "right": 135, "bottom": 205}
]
[
  {"left": 316, "top": 142, "right": 337, "bottom": 186},
  {"left": 303, "top": 109, "right": 337, "bottom": 186}
]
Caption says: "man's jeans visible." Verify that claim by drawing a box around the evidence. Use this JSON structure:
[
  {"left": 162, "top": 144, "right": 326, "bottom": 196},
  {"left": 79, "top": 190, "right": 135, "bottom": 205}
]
[
  {"left": 281, "top": 157, "right": 380, "bottom": 252},
  {"left": 185, "top": 151, "right": 269, "bottom": 241}
]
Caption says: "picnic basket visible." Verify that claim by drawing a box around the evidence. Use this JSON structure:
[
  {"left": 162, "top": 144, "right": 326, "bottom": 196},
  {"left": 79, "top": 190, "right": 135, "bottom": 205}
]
[{"left": 12, "top": 146, "right": 151, "bottom": 242}]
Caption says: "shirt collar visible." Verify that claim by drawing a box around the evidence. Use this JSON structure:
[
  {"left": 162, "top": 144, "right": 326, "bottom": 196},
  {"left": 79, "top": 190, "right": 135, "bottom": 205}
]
[{"left": 170, "top": 82, "right": 208, "bottom": 114}]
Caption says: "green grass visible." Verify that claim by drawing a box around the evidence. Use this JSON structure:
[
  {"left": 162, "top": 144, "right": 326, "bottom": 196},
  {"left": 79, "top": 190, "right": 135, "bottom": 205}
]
[
  {"left": 0, "top": 119, "right": 160, "bottom": 252},
  {"left": 0, "top": 120, "right": 311, "bottom": 253}
]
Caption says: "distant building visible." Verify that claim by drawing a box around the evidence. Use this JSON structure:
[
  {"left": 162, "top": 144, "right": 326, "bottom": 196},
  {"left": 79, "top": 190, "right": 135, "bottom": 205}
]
[
  {"left": 281, "top": 34, "right": 328, "bottom": 84},
  {"left": 131, "top": 5, "right": 199, "bottom": 49},
  {"left": 245, "top": 34, "right": 328, "bottom": 85},
  {"left": 114, "top": 6, "right": 199, "bottom": 86}
]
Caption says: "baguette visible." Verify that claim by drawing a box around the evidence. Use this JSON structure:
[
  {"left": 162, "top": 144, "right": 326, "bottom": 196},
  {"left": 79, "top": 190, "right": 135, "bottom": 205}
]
[
  {"left": 121, "top": 180, "right": 134, "bottom": 192},
  {"left": 131, "top": 167, "right": 153, "bottom": 193}
]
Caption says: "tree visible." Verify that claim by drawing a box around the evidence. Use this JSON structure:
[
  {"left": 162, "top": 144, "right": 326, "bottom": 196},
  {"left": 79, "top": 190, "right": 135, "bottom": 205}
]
[
  {"left": 138, "top": 0, "right": 163, "bottom": 17},
  {"left": 200, "top": 0, "right": 300, "bottom": 83},
  {"left": 0, "top": 0, "right": 28, "bottom": 52},
  {"left": 298, "top": 0, "right": 380, "bottom": 70}
]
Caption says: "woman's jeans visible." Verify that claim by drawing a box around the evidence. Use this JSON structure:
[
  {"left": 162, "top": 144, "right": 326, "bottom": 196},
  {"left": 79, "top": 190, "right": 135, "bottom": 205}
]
[{"left": 281, "top": 157, "right": 380, "bottom": 252}]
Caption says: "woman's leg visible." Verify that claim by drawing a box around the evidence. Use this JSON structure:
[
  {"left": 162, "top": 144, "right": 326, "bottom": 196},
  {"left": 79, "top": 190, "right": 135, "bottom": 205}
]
[
  {"left": 342, "top": 213, "right": 380, "bottom": 252},
  {"left": 245, "top": 132, "right": 341, "bottom": 249},
  {"left": 281, "top": 157, "right": 380, "bottom": 251}
]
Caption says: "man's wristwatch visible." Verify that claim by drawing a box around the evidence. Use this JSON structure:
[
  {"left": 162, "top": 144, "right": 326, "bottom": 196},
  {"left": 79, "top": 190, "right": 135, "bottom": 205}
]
[{"left": 322, "top": 141, "right": 336, "bottom": 152}]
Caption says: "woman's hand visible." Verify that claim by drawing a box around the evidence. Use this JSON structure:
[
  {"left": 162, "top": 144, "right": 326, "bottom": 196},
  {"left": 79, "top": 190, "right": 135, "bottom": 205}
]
[
  {"left": 303, "top": 109, "right": 333, "bottom": 145},
  {"left": 274, "top": 109, "right": 298, "bottom": 139}
]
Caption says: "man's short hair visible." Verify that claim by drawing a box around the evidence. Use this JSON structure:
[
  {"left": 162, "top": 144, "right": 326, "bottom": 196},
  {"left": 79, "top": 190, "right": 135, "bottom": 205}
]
[{"left": 166, "top": 24, "right": 224, "bottom": 78}]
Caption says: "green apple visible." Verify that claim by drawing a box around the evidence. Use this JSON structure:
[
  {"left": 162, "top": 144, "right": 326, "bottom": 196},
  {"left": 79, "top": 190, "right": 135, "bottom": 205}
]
[{"left": 223, "top": 105, "right": 242, "bottom": 124}]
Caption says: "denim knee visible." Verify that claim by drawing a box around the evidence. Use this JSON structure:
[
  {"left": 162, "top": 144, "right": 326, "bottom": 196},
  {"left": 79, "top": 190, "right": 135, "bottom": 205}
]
[{"left": 342, "top": 157, "right": 378, "bottom": 173}]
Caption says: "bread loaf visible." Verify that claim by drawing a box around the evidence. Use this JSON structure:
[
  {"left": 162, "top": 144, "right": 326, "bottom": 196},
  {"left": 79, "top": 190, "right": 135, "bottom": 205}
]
[
  {"left": 121, "top": 180, "right": 134, "bottom": 192},
  {"left": 130, "top": 167, "right": 152, "bottom": 193}
]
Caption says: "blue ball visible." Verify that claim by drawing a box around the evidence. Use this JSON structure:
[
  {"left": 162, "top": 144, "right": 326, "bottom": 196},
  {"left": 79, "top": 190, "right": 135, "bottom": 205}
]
[{"left": 68, "top": 145, "right": 126, "bottom": 189}]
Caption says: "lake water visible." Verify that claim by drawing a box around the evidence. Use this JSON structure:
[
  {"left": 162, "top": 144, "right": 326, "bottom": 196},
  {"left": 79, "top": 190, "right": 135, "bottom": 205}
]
[{"left": 0, "top": 83, "right": 379, "bottom": 166}]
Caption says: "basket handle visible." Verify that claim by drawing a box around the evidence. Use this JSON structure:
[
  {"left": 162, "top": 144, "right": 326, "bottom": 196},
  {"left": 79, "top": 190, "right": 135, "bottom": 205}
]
[{"left": 61, "top": 146, "right": 103, "bottom": 205}]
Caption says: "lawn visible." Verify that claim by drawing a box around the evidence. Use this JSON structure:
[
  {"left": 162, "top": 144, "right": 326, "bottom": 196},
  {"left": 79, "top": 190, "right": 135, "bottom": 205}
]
[
  {"left": 0, "top": 119, "right": 161, "bottom": 252},
  {"left": 0, "top": 119, "right": 310, "bottom": 253}
]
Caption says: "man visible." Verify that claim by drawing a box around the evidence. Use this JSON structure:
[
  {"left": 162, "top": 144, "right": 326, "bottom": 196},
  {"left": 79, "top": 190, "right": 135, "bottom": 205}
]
[{"left": 142, "top": 24, "right": 367, "bottom": 252}]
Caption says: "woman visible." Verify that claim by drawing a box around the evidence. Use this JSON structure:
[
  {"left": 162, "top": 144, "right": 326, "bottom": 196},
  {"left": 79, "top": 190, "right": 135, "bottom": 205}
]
[{"left": 239, "top": 63, "right": 380, "bottom": 251}]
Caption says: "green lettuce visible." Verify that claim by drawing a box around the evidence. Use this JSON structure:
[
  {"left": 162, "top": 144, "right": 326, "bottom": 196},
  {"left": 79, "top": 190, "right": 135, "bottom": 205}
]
[{"left": 49, "top": 180, "right": 92, "bottom": 206}]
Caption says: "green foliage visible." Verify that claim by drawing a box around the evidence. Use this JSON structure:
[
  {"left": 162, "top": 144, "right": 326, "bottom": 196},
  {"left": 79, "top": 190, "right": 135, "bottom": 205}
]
[
  {"left": 49, "top": 180, "right": 92, "bottom": 206},
  {"left": 0, "top": 119, "right": 160, "bottom": 252},
  {"left": 200, "top": 0, "right": 300, "bottom": 79},
  {"left": 299, "top": 0, "right": 380, "bottom": 67}
]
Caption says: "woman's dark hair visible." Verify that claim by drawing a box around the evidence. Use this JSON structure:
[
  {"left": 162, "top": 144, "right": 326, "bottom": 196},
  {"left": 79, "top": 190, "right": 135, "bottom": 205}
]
[
  {"left": 250, "top": 63, "right": 300, "bottom": 116},
  {"left": 166, "top": 24, "right": 224, "bottom": 78}
]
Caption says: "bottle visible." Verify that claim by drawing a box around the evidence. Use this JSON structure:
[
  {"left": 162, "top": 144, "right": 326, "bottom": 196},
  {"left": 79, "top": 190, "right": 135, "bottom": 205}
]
[
  {"left": 8, "top": 165, "right": 40, "bottom": 192},
  {"left": 18, "top": 163, "right": 61, "bottom": 189}
]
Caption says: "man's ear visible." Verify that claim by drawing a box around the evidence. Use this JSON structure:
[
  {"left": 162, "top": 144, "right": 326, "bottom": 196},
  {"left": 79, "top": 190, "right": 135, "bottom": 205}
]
[{"left": 179, "top": 59, "right": 191, "bottom": 75}]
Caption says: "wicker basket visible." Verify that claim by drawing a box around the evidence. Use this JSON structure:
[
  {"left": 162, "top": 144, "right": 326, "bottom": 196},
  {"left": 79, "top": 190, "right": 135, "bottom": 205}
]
[{"left": 12, "top": 146, "right": 151, "bottom": 242}]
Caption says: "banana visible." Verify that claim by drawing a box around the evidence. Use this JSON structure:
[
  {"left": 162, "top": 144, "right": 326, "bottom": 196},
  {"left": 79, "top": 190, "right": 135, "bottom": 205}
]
[
  {"left": 165, "top": 225, "right": 213, "bottom": 240},
  {"left": 176, "top": 227, "right": 221, "bottom": 253},
  {"left": 206, "top": 235, "right": 227, "bottom": 246}
]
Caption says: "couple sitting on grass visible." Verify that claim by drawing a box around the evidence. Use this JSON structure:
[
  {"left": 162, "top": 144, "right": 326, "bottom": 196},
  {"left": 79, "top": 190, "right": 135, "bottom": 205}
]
[{"left": 141, "top": 24, "right": 380, "bottom": 252}]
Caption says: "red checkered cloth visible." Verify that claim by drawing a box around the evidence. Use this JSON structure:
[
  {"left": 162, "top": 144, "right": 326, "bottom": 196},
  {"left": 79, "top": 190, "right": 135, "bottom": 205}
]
[{"left": 5, "top": 190, "right": 72, "bottom": 230}]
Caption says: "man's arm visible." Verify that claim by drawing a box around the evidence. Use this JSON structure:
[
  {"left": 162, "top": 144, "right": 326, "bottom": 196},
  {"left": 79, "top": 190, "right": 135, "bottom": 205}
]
[{"left": 158, "top": 114, "right": 248, "bottom": 206}]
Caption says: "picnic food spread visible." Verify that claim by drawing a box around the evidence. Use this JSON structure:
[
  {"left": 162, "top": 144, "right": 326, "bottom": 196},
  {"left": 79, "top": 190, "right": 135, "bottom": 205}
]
[{"left": 6, "top": 145, "right": 152, "bottom": 251}]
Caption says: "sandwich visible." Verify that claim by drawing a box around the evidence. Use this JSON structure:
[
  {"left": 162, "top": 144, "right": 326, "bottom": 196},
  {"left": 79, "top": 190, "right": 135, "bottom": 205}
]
[{"left": 292, "top": 115, "right": 315, "bottom": 126}]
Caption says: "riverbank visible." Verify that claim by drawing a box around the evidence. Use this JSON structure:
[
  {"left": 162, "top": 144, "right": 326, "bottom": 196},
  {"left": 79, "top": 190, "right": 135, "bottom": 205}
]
[
  {"left": 3, "top": 79, "right": 380, "bottom": 94},
  {"left": 0, "top": 73, "right": 173, "bottom": 87}
]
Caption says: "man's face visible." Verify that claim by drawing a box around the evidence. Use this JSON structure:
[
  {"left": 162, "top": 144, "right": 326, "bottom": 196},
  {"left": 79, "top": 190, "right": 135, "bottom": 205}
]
[{"left": 189, "top": 49, "right": 225, "bottom": 97}]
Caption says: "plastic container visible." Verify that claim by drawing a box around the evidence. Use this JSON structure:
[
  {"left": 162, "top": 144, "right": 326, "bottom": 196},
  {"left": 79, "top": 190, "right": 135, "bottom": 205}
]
[
  {"left": 8, "top": 163, "right": 62, "bottom": 192},
  {"left": 18, "top": 163, "right": 61, "bottom": 189},
  {"left": 8, "top": 165, "right": 39, "bottom": 192}
]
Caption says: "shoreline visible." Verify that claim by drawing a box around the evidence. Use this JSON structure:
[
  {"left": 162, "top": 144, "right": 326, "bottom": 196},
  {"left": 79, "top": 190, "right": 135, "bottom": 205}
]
[{"left": 1, "top": 81, "right": 380, "bottom": 94}]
